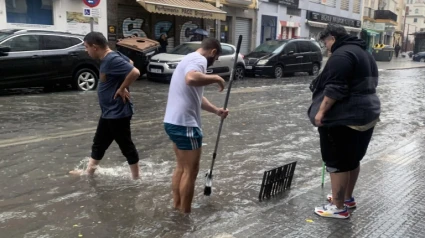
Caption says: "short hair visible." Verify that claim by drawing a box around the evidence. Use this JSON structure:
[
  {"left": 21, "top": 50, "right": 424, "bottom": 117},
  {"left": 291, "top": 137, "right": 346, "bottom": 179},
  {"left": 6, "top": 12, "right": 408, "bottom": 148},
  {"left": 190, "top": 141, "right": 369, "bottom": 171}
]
[
  {"left": 319, "top": 23, "right": 348, "bottom": 41},
  {"left": 84, "top": 32, "right": 108, "bottom": 48},
  {"left": 201, "top": 37, "right": 222, "bottom": 55}
]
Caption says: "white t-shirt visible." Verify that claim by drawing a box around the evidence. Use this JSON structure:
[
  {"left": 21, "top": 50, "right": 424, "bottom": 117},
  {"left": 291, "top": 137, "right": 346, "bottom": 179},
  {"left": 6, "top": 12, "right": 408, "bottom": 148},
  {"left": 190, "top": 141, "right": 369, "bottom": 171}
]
[{"left": 164, "top": 52, "right": 207, "bottom": 128}]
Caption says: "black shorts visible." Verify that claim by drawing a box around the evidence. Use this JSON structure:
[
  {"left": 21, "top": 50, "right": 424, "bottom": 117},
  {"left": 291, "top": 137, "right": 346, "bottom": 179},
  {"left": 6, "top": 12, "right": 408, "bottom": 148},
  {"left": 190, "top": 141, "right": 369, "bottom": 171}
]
[
  {"left": 318, "top": 126, "right": 374, "bottom": 173},
  {"left": 91, "top": 116, "right": 139, "bottom": 165}
]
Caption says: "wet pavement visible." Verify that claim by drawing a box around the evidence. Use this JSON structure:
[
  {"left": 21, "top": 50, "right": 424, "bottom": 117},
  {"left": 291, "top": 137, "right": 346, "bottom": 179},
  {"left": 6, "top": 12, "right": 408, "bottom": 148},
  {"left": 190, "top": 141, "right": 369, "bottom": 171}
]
[{"left": 1, "top": 67, "right": 425, "bottom": 238}]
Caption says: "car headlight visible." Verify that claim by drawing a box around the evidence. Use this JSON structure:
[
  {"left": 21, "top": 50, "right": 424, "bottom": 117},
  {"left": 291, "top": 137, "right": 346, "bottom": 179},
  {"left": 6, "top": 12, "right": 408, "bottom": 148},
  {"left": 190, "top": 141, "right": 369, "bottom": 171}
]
[
  {"left": 167, "top": 62, "right": 179, "bottom": 69},
  {"left": 257, "top": 59, "right": 268, "bottom": 65}
]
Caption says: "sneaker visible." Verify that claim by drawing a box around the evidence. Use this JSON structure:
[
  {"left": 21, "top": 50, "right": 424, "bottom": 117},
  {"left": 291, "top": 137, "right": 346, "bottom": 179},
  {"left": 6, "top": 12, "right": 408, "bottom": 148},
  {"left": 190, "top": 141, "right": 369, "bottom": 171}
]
[
  {"left": 314, "top": 203, "right": 350, "bottom": 219},
  {"left": 327, "top": 194, "right": 357, "bottom": 208}
]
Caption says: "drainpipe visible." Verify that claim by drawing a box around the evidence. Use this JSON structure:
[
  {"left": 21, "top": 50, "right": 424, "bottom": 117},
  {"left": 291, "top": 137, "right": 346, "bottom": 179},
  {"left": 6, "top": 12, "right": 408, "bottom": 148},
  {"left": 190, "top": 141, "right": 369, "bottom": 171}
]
[{"left": 216, "top": 0, "right": 221, "bottom": 41}]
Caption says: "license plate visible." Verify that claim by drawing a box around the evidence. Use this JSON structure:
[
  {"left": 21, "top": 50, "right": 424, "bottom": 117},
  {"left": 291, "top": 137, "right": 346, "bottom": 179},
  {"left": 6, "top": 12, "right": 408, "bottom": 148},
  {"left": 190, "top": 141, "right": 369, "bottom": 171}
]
[
  {"left": 246, "top": 66, "right": 252, "bottom": 69},
  {"left": 151, "top": 68, "right": 162, "bottom": 73}
]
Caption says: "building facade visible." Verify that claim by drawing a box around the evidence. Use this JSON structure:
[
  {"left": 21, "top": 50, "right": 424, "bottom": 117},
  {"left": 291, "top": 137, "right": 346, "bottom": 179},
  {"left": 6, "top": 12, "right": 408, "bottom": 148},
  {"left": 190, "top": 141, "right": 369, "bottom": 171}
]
[
  {"left": 0, "top": 0, "right": 108, "bottom": 37},
  {"left": 405, "top": 0, "right": 425, "bottom": 51},
  {"left": 256, "top": 0, "right": 363, "bottom": 47},
  {"left": 205, "top": 0, "right": 257, "bottom": 55}
]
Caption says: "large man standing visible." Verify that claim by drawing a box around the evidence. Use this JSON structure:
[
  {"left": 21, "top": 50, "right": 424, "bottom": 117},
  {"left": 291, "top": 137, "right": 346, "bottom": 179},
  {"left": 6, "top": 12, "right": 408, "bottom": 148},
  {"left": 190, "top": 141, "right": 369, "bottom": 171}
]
[
  {"left": 308, "top": 24, "right": 381, "bottom": 219},
  {"left": 164, "top": 38, "right": 229, "bottom": 213},
  {"left": 70, "top": 32, "right": 141, "bottom": 179}
]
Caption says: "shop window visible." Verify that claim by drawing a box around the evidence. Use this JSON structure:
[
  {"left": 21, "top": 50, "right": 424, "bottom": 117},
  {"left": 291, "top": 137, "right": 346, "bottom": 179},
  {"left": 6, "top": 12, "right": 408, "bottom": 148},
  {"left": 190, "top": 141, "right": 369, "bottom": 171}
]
[
  {"left": 6, "top": 0, "right": 54, "bottom": 25},
  {"left": 0, "top": 35, "right": 40, "bottom": 52},
  {"left": 287, "top": 8, "right": 301, "bottom": 16}
]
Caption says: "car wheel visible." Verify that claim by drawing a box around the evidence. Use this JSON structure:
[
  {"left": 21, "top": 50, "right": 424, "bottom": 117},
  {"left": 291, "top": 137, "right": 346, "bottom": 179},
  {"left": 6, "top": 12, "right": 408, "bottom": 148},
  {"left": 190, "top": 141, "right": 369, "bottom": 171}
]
[
  {"left": 274, "top": 65, "right": 283, "bottom": 78},
  {"left": 235, "top": 66, "right": 245, "bottom": 80},
  {"left": 309, "top": 63, "right": 320, "bottom": 75},
  {"left": 420, "top": 58, "right": 425, "bottom": 62},
  {"left": 73, "top": 68, "right": 98, "bottom": 91}
]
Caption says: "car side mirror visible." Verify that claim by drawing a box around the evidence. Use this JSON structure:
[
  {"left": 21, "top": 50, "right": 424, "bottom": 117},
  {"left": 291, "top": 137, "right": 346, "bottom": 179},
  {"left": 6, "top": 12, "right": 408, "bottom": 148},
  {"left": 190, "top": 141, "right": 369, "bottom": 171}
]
[{"left": 0, "top": 46, "right": 10, "bottom": 56}]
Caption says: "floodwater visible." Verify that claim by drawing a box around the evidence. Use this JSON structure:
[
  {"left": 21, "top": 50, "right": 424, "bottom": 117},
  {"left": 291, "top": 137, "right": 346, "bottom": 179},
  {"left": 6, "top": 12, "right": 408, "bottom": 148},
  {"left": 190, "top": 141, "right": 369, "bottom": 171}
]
[{"left": 0, "top": 68, "right": 424, "bottom": 237}]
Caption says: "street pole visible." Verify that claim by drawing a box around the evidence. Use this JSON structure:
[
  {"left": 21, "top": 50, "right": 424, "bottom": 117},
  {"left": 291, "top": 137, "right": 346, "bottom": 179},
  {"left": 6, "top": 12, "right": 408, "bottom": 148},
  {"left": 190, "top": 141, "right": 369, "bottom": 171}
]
[
  {"left": 403, "top": 6, "right": 408, "bottom": 52},
  {"left": 216, "top": 0, "right": 221, "bottom": 41},
  {"left": 90, "top": 17, "right": 94, "bottom": 32}
]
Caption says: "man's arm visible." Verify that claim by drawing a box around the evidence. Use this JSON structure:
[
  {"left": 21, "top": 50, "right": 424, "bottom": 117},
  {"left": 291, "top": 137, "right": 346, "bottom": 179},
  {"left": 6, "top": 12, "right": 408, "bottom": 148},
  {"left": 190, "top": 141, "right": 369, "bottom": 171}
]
[
  {"left": 201, "top": 96, "right": 219, "bottom": 114},
  {"left": 119, "top": 67, "right": 140, "bottom": 90},
  {"left": 186, "top": 71, "right": 224, "bottom": 88}
]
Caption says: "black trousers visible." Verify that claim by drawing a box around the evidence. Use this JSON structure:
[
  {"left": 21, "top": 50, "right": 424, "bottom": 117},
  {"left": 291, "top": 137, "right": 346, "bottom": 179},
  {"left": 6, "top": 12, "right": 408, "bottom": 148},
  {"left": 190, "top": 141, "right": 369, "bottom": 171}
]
[
  {"left": 318, "top": 126, "right": 374, "bottom": 173},
  {"left": 91, "top": 117, "right": 139, "bottom": 165}
]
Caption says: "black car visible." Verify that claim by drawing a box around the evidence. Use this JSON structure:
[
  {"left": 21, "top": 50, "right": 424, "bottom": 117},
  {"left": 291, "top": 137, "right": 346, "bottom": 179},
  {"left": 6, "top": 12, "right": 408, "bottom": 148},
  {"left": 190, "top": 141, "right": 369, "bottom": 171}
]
[
  {"left": 244, "top": 39, "right": 323, "bottom": 78},
  {"left": 0, "top": 29, "right": 99, "bottom": 91},
  {"left": 412, "top": 52, "right": 425, "bottom": 62}
]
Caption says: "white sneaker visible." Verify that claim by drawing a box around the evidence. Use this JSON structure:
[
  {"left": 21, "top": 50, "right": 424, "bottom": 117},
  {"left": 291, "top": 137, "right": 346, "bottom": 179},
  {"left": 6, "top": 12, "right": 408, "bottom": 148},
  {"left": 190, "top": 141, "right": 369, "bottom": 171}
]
[{"left": 314, "top": 203, "right": 350, "bottom": 219}]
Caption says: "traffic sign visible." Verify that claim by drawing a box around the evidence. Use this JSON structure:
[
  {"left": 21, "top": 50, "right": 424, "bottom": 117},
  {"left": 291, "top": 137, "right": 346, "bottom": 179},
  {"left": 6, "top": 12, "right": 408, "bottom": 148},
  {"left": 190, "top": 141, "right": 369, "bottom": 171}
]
[
  {"left": 83, "top": 0, "right": 100, "bottom": 8},
  {"left": 83, "top": 8, "right": 101, "bottom": 18}
]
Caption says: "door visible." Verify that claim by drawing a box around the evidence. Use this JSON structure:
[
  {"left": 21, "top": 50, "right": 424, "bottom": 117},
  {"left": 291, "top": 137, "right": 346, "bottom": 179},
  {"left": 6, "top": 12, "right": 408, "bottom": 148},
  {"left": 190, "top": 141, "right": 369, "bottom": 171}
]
[
  {"left": 208, "top": 44, "right": 235, "bottom": 76},
  {"left": 0, "top": 34, "right": 46, "bottom": 87},
  {"left": 280, "top": 42, "right": 300, "bottom": 72},
  {"left": 235, "top": 18, "right": 252, "bottom": 55},
  {"left": 296, "top": 41, "right": 313, "bottom": 71},
  {"left": 41, "top": 35, "right": 83, "bottom": 81}
]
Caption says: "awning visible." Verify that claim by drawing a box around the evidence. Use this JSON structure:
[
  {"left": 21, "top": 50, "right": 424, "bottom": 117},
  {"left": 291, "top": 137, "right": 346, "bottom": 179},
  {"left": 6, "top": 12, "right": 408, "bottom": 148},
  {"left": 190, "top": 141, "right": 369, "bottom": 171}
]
[
  {"left": 306, "top": 20, "right": 362, "bottom": 33},
  {"left": 136, "top": 0, "right": 227, "bottom": 21},
  {"left": 364, "top": 29, "right": 379, "bottom": 36}
]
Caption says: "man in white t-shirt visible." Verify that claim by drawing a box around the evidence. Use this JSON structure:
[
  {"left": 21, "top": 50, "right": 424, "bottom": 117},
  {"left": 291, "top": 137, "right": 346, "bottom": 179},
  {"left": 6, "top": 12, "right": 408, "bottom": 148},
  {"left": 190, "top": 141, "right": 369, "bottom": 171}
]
[{"left": 164, "top": 38, "right": 229, "bottom": 213}]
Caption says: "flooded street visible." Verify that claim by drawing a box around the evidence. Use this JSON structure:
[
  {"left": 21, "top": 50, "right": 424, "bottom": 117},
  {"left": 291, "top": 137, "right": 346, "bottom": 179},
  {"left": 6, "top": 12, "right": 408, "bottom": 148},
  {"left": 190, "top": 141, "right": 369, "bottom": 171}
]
[{"left": 1, "top": 68, "right": 425, "bottom": 238}]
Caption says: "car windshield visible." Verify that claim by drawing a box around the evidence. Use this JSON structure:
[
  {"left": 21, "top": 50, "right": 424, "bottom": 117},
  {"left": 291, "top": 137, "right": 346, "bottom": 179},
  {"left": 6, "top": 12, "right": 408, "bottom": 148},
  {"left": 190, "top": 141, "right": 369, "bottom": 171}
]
[
  {"left": 169, "top": 43, "right": 201, "bottom": 55},
  {"left": 253, "top": 40, "right": 286, "bottom": 54}
]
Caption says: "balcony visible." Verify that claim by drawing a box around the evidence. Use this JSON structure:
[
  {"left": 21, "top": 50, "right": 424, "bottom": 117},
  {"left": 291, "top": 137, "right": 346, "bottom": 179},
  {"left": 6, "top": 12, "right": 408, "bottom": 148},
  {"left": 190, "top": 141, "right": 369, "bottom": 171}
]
[
  {"left": 225, "top": 0, "right": 253, "bottom": 6},
  {"left": 363, "top": 7, "right": 375, "bottom": 18},
  {"left": 374, "top": 10, "right": 398, "bottom": 22}
]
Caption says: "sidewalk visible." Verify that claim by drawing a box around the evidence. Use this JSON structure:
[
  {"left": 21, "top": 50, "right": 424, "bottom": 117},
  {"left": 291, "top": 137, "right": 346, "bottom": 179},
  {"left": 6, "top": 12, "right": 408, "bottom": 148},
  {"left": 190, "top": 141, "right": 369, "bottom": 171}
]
[
  {"left": 193, "top": 127, "right": 425, "bottom": 238},
  {"left": 322, "top": 56, "right": 425, "bottom": 71}
]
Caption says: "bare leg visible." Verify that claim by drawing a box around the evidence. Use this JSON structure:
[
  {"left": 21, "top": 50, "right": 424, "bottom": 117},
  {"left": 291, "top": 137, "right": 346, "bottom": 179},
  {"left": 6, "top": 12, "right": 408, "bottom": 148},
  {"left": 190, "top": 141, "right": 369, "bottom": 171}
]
[
  {"left": 129, "top": 163, "right": 140, "bottom": 180},
  {"left": 330, "top": 171, "right": 350, "bottom": 209},
  {"left": 345, "top": 165, "right": 360, "bottom": 200},
  {"left": 174, "top": 147, "right": 201, "bottom": 213},
  {"left": 172, "top": 144, "right": 183, "bottom": 209}
]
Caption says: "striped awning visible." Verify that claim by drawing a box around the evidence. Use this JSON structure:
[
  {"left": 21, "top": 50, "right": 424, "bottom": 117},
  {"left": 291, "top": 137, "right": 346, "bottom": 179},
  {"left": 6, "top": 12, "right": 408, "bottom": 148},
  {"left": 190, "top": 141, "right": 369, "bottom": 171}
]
[{"left": 137, "top": 0, "right": 227, "bottom": 21}]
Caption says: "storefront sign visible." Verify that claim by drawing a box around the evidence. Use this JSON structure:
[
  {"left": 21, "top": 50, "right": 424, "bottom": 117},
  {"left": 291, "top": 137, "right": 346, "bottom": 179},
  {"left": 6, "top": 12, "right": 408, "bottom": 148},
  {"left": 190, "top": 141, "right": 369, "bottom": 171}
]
[
  {"left": 307, "top": 11, "right": 361, "bottom": 28},
  {"left": 83, "top": 0, "right": 100, "bottom": 8},
  {"left": 269, "top": 0, "right": 299, "bottom": 8},
  {"left": 363, "top": 21, "right": 385, "bottom": 32},
  {"left": 144, "top": 4, "right": 225, "bottom": 21}
]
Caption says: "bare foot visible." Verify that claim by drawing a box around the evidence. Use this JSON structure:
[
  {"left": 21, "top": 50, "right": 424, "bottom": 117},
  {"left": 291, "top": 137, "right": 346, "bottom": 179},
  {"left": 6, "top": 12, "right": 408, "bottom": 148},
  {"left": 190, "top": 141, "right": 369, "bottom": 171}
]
[{"left": 69, "top": 169, "right": 85, "bottom": 176}]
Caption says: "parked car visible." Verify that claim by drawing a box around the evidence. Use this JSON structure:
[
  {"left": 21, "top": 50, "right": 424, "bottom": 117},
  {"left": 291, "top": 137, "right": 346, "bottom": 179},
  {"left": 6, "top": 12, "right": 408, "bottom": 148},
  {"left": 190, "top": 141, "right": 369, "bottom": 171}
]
[
  {"left": 0, "top": 29, "right": 99, "bottom": 91},
  {"left": 116, "top": 37, "right": 159, "bottom": 76},
  {"left": 412, "top": 52, "right": 425, "bottom": 62},
  {"left": 244, "top": 39, "right": 323, "bottom": 78},
  {"left": 147, "top": 42, "right": 245, "bottom": 83}
]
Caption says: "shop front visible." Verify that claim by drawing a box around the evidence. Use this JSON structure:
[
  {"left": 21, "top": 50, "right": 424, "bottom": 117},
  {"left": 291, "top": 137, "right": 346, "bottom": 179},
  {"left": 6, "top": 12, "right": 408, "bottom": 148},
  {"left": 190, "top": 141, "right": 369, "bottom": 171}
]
[
  {"left": 306, "top": 11, "right": 362, "bottom": 40},
  {"left": 0, "top": 0, "right": 108, "bottom": 37},
  {"left": 107, "top": 0, "right": 226, "bottom": 51}
]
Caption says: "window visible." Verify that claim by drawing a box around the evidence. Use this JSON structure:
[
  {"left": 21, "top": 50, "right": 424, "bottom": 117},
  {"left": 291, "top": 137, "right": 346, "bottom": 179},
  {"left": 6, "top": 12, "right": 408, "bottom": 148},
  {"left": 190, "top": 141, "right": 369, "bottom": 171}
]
[
  {"left": 221, "top": 45, "right": 234, "bottom": 55},
  {"left": 0, "top": 35, "right": 40, "bottom": 52},
  {"left": 6, "top": 0, "right": 53, "bottom": 25},
  {"left": 415, "top": 9, "right": 419, "bottom": 14},
  {"left": 297, "top": 41, "right": 311, "bottom": 53},
  {"left": 41, "top": 35, "right": 82, "bottom": 50},
  {"left": 169, "top": 43, "right": 200, "bottom": 55},
  {"left": 284, "top": 43, "right": 298, "bottom": 54},
  {"left": 340, "top": 0, "right": 350, "bottom": 11},
  {"left": 287, "top": 8, "right": 301, "bottom": 16},
  {"left": 414, "top": 18, "right": 418, "bottom": 22},
  {"left": 352, "top": 0, "right": 361, "bottom": 13}
]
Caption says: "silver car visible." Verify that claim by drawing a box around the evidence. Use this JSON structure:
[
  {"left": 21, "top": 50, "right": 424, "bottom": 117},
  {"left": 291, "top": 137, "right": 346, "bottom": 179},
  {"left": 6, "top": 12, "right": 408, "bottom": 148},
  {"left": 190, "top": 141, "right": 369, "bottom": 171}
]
[{"left": 147, "top": 42, "right": 245, "bottom": 83}]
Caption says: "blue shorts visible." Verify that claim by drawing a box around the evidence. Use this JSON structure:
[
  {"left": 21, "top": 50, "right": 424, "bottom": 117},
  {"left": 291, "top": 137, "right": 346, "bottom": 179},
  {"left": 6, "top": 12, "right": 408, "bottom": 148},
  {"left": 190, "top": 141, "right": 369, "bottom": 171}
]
[{"left": 164, "top": 123, "right": 203, "bottom": 150}]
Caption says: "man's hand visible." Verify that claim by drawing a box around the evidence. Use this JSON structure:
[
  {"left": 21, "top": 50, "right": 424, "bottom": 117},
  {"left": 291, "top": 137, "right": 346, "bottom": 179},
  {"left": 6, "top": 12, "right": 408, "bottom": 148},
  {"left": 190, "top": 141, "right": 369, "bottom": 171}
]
[
  {"left": 216, "top": 108, "right": 229, "bottom": 119},
  {"left": 215, "top": 75, "right": 226, "bottom": 92},
  {"left": 315, "top": 111, "right": 324, "bottom": 127},
  {"left": 114, "top": 88, "right": 131, "bottom": 103}
]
